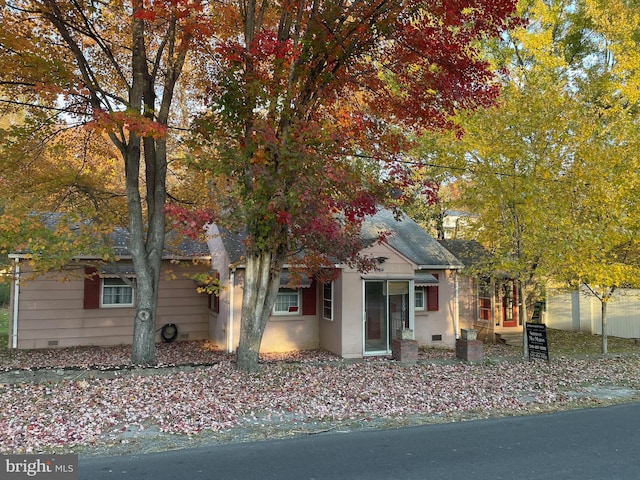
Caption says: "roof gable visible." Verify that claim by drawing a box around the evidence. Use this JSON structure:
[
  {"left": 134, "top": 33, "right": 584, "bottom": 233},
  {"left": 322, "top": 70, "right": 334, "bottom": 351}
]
[
  {"left": 210, "top": 208, "right": 464, "bottom": 269},
  {"left": 361, "top": 209, "right": 464, "bottom": 269}
]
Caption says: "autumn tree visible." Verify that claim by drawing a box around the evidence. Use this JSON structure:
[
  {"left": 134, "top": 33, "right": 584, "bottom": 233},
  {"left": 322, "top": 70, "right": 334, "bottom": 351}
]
[
  {"left": 556, "top": 122, "right": 640, "bottom": 353},
  {"left": 0, "top": 0, "right": 212, "bottom": 364},
  {"left": 408, "top": 0, "right": 592, "bottom": 328},
  {"left": 0, "top": 125, "right": 127, "bottom": 275},
  {"left": 182, "top": 0, "right": 519, "bottom": 373},
  {"left": 550, "top": 0, "right": 640, "bottom": 353},
  {"left": 412, "top": 0, "right": 640, "bottom": 354}
]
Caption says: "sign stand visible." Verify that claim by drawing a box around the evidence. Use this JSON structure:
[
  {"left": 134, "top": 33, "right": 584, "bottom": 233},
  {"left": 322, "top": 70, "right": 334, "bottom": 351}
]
[{"left": 525, "top": 322, "right": 549, "bottom": 361}]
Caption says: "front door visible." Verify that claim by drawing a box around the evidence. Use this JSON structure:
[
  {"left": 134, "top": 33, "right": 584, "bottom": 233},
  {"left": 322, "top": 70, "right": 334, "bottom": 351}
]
[
  {"left": 364, "top": 280, "right": 411, "bottom": 354},
  {"left": 501, "top": 282, "right": 518, "bottom": 327}
]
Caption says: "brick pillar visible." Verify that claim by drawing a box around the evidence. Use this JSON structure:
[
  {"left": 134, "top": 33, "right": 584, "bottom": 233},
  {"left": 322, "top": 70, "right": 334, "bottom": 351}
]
[
  {"left": 456, "top": 339, "right": 484, "bottom": 363},
  {"left": 391, "top": 339, "right": 418, "bottom": 364}
]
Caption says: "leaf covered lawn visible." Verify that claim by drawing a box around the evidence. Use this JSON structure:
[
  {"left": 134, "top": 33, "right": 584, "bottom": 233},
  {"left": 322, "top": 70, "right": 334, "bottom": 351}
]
[{"left": 1, "top": 341, "right": 639, "bottom": 454}]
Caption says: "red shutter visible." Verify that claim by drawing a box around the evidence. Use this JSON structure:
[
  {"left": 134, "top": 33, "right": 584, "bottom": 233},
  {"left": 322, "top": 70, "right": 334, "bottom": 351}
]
[
  {"left": 427, "top": 273, "right": 439, "bottom": 312},
  {"left": 83, "top": 267, "right": 100, "bottom": 309},
  {"left": 302, "top": 280, "right": 317, "bottom": 316}
]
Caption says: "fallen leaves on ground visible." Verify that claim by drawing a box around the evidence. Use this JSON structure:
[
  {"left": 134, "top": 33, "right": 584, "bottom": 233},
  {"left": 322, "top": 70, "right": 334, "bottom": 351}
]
[
  {"left": 0, "top": 340, "right": 505, "bottom": 371},
  {"left": 1, "top": 341, "right": 639, "bottom": 454}
]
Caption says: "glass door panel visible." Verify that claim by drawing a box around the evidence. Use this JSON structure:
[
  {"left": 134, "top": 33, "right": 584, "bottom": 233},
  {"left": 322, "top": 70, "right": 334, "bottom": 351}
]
[
  {"left": 364, "top": 281, "right": 387, "bottom": 352},
  {"left": 388, "top": 281, "right": 409, "bottom": 341}
]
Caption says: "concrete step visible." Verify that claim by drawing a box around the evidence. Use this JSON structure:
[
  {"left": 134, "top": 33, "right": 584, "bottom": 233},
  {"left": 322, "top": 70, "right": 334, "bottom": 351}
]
[{"left": 496, "top": 333, "right": 523, "bottom": 347}]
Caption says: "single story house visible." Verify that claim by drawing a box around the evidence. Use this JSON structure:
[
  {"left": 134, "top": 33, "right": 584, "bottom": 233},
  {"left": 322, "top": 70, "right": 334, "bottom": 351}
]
[
  {"left": 7, "top": 209, "right": 508, "bottom": 357},
  {"left": 208, "top": 209, "right": 474, "bottom": 358},
  {"left": 7, "top": 227, "right": 212, "bottom": 349}
]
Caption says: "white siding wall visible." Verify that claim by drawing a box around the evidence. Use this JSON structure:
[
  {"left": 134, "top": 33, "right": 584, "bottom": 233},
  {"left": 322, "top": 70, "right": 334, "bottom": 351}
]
[{"left": 546, "top": 287, "right": 640, "bottom": 339}]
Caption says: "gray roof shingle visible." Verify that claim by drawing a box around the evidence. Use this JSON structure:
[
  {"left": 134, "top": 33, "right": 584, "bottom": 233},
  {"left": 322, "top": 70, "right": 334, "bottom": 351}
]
[
  {"left": 214, "top": 208, "right": 464, "bottom": 269},
  {"left": 361, "top": 209, "right": 464, "bottom": 268},
  {"left": 12, "top": 214, "right": 210, "bottom": 259},
  {"left": 437, "top": 239, "right": 493, "bottom": 269}
]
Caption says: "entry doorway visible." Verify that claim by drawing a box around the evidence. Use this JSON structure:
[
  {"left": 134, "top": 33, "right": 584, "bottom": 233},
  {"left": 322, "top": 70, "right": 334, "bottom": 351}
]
[
  {"left": 500, "top": 282, "right": 519, "bottom": 328},
  {"left": 364, "top": 280, "right": 412, "bottom": 354}
]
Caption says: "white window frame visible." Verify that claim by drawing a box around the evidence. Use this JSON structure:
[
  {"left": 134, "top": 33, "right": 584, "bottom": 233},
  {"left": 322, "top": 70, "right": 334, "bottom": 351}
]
[
  {"left": 322, "top": 281, "right": 334, "bottom": 321},
  {"left": 101, "top": 277, "right": 135, "bottom": 308},
  {"left": 273, "top": 288, "right": 300, "bottom": 315},
  {"left": 414, "top": 286, "right": 425, "bottom": 311}
]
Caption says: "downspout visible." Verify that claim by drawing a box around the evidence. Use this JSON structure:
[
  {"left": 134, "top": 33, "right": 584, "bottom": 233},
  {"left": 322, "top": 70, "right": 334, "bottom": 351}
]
[
  {"left": 11, "top": 259, "right": 20, "bottom": 349},
  {"left": 454, "top": 270, "right": 460, "bottom": 340},
  {"left": 228, "top": 268, "right": 235, "bottom": 354}
]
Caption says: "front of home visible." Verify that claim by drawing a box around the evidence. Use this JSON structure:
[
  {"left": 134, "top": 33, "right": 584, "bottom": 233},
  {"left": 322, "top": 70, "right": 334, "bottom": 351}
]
[
  {"left": 7, "top": 209, "right": 520, "bottom": 356},
  {"left": 208, "top": 209, "right": 470, "bottom": 358}
]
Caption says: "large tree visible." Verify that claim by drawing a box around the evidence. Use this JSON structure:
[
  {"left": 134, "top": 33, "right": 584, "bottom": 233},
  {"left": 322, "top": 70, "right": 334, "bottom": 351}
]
[
  {"left": 0, "top": 0, "right": 212, "bottom": 364},
  {"left": 184, "top": 0, "right": 519, "bottom": 373},
  {"left": 410, "top": 0, "right": 640, "bottom": 354},
  {"left": 407, "top": 0, "right": 595, "bottom": 323}
]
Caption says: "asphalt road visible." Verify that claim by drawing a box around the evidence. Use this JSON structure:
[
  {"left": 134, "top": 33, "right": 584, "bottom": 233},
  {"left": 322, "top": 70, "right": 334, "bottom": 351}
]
[{"left": 80, "top": 402, "right": 640, "bottom": 480}]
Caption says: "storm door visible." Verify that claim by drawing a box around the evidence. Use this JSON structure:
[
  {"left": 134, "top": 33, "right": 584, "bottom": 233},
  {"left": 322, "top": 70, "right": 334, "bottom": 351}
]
[{"left": 364, "top": 280, "right": 412, "bottom": 354}]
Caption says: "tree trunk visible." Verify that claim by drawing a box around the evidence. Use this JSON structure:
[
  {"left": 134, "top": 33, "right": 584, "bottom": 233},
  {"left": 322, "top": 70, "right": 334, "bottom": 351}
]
[
  {"left": 601, "top": 300, "right": 608, "bottom": 355},
  {"left": 127, "top": 141, "right": 164, "bottom": 366},
  {"left": 519, "top": 281, "right": 528, "bottom": 359},
  {"left": 236, "top": 252, "right": 284, "bottom": 373},
  {"left": 126, "top": 6, "right": 174, "bottom": 365}
]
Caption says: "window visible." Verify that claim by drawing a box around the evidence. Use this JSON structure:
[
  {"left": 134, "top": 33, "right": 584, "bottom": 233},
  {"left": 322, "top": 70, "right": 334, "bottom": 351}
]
[
  {"left": 414, "top": 287, "right": 425, "bottom": 310},
  {"left": 209, "top": 292, "right": 220, "bottom": 313},
  {"left": 101, "top": 277, "right": 134, "bottom": 307},
  {"left": 478, "top": 280, "right": 492, "bottom": 323},
  {"left": 274, "top": 288, "right": 300, "bottom": 314},
  {"left": 322, "top": 282, "right": 333, "bottom": 321}
]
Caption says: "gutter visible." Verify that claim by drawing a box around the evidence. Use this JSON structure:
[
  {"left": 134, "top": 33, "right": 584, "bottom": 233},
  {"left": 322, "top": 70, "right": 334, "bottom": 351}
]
[
  {"left": 11, "top": 258, "right": 20, "bottom": 349},
  {"left": 417, "top": 264, "right": 464, "bottom": 270}
]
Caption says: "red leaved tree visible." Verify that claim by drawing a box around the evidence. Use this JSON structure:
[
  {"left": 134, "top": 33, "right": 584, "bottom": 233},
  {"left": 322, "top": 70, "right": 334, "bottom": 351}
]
[{"left": 185, "top": 0, "right": 519, "bottom": 372}]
